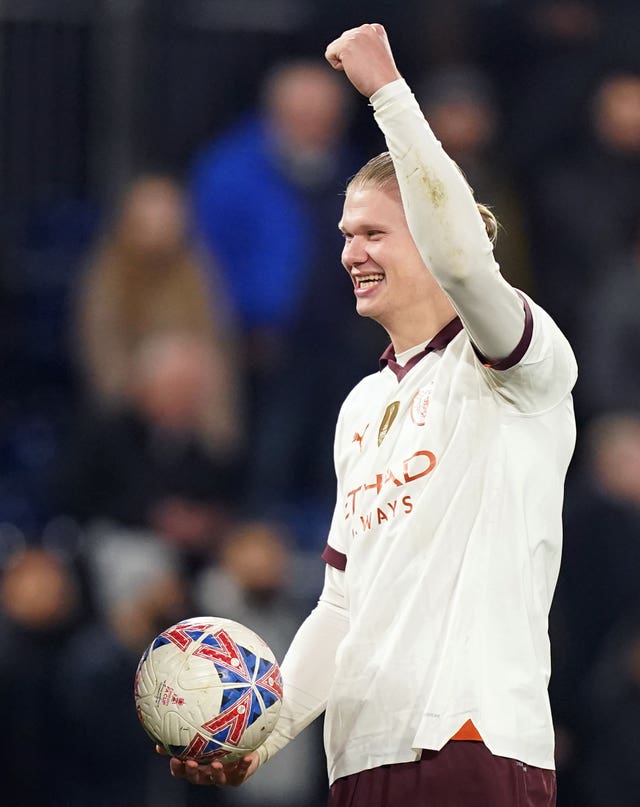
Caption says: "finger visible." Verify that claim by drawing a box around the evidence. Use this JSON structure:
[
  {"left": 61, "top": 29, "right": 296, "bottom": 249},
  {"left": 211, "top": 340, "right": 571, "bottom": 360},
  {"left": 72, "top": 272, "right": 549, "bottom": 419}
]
[
  {"left": 199, "top": 768, "right": 221, "bottom": 787},
  {"left": 370, "top": 22, "right": 386, "bottom": 37},
  {"left": 209, "top": 756, "right": 253, "bottom": 787},
  {"left": 155, "top": 745, "right": 169, "bottom": 756},
  {"left": 324, "top": 41, "right": 345, "bottom": 70},
  {"left": 183, "top": 759, "right": 208, "bottom": 786},
  {"left": 168, "top": 757, "right": 187, "bottom": 779},
  {"left": 324, "top": 27, "right": 360, "bottom": 69},
  {"left": 226, "top": 758, "right": 252, "bottom": 786},
  {"left": 206, "top": 764, "right": 233, "bottom": 787}
]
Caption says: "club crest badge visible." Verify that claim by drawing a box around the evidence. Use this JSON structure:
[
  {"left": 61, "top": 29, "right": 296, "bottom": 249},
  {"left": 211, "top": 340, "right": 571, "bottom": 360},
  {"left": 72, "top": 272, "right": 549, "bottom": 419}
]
[
  {"left": 378, "top": 401, "right": 400, "bottom": 446},
  {"left": 411, "top": 381, "right": 435, "bottom": 426}
]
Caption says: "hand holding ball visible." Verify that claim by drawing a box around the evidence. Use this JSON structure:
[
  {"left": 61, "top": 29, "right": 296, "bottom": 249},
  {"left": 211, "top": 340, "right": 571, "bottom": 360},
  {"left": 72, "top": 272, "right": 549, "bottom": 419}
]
[{"left": 134, "top": 617, "right": 282, "bottom": 763}]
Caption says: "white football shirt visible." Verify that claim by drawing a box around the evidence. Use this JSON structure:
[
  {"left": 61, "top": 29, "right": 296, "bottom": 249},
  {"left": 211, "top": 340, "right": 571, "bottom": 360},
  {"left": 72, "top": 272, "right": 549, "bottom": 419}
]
[{"left": 318, "top": 80, "right": 578, "bottom": 783}]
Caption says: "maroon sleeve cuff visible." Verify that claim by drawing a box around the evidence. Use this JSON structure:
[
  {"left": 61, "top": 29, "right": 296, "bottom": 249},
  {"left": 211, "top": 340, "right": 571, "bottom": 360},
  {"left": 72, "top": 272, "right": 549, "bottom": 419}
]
[
  {"left": 322, "top": 544, "right": 347, "bottom": 571},
  {"left": 473, "top": 294, "right": 533, "bottom": 371}
]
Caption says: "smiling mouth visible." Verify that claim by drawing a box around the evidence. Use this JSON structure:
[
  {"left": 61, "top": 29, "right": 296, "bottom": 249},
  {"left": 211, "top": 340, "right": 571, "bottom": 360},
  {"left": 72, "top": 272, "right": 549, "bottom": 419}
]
[{"left": 355, "top": 273, "right": 385, "bottom": 290}]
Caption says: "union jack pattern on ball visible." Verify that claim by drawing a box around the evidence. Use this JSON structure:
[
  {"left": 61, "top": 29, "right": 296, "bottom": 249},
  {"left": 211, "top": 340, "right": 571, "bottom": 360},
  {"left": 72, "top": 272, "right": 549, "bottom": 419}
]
[{"left": 134, "top": 617, "right": 283, "bottom": 763}]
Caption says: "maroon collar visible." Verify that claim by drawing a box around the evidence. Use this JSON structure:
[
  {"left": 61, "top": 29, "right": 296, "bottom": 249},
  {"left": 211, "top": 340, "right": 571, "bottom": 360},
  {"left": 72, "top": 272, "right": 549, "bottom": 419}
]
[{"left": 379, "top": 317, "right": 463, "bottom": 381}]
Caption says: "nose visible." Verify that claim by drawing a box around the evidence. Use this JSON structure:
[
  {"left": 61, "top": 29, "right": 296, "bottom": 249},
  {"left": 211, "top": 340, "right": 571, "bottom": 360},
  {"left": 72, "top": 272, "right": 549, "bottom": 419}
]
[{"left": 341, "top": 235, "right": 367, "bottom": 270}]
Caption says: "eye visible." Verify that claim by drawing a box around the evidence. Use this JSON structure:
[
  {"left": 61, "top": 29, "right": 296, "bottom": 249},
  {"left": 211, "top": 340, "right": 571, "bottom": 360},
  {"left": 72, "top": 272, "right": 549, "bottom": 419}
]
[
  {"left": 341, "top": 232, "right": 353, "bottom": 242},
  {"left": 367, "top": 230, "right": 383, "bottom": 240}
]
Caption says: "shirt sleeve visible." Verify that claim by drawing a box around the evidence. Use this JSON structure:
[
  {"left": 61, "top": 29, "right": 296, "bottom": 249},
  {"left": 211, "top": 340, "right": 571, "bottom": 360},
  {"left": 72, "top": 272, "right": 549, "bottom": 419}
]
[
  {"left": 370, "top": 79, "right": 528, "bottom": 369},
  {"left": 476, "top": 292, "right": 578, "bottom": 413},
  {"left": 257, "top": 565, "right": 348, "bottom": 766}
]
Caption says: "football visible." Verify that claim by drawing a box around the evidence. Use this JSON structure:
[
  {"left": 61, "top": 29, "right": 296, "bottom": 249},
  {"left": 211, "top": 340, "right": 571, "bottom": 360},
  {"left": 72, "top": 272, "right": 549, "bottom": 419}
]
[{"left": 134, "top": 616, "right": 283, "bottom": 763}]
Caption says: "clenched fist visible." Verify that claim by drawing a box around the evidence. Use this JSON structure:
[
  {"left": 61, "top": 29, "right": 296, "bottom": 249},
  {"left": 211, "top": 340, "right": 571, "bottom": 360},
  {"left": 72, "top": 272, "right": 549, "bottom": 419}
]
[{"left": 325, "top": 23, "right": 402, "bottom": 98}]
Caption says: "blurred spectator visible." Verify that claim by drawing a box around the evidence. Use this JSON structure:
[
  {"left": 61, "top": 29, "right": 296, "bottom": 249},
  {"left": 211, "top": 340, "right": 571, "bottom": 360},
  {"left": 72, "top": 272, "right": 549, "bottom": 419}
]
[
  {"left": 195, "top": 520, "right": 305, "bottom": 650},
  {"left": 551, "top": 412, "right": 640, "bottom": 804},
  {"left": 402, "top": 1, "right": 610, "bottom": 160},
  {"left": 190, "top": 58, "right": 386, "bottom": 525},
  {"left": 529, "top": 71, "right": 640, "bottom": 356},
  {"left": 194, "top": 520, "right": 325, "bottom": 807},
  {"left": 54, "top": 332, "right": 243, "bottom": 572},
  {"left": 74, "top": 174, "right": 240, "bottom": 429},
  {"left": 579, "top": 211, "right": 640, "bottom": 418},
  {"left": 417, "top": 65, "right": 534, "bottom": 295},
  {"left": 502, "top": 0, "right": 604, "bottom": 168},
  {"left": 578, "top": 610, "right": 640, "bottom": 807},
  {"left": 0, "top": 547, "right": 81, "bottom": 806},
  {"left": 56, "top": 533, "right": 191, "bottom": 807},
  {"left": 190, "top": 58, "right": 354, "bottom": 375}
]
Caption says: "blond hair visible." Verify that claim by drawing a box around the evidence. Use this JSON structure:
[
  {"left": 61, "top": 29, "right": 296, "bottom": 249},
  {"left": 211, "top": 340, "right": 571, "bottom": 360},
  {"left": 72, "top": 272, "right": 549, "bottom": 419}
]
[{"left": 346, "top": 151, "right": 499, "bottom": 246}]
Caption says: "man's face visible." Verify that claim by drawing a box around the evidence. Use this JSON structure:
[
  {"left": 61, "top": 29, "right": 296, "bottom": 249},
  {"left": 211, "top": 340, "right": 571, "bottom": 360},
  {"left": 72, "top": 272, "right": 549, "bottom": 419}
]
[{"left": 339, "top": 185, "right": 440, "bottom": 328}]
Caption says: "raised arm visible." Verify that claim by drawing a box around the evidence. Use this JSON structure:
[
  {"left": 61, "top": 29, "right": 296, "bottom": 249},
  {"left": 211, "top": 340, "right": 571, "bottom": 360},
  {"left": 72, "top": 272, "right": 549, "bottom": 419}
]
[{"left": 326, "top": 24, "right": 526, "bottom": 366}]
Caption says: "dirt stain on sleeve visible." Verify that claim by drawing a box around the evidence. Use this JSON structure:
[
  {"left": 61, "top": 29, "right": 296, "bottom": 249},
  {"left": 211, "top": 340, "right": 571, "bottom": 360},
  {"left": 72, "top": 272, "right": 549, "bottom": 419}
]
[{"left": 419, "top": 167, "right": 447, "bottom": 208}]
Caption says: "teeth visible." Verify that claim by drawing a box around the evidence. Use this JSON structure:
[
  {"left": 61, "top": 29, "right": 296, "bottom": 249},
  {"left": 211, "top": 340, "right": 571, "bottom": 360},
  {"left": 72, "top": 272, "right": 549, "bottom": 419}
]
[{"left": 357, "top": 274, "right": 384, "bottom": 288}]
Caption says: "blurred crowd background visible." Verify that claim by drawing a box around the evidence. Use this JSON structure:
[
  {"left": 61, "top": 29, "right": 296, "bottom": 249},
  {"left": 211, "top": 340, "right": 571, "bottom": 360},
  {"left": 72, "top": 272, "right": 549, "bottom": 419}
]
[{"left": 1, "top": 1, "right": 640, "bottom": 805}]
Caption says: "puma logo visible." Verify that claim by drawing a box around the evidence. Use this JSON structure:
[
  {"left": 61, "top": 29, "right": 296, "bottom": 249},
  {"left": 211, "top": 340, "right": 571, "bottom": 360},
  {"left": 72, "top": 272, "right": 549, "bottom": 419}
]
[{"left": 352, "top": 424, "right": 369, "bottom": 450}]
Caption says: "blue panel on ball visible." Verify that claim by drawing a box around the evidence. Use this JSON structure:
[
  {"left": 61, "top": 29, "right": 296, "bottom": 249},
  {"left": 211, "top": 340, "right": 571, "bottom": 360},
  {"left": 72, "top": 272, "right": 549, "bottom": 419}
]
[
  {"left": 220, "top": 685, "right": 250, "bottom": 711},
  {"left": 215, "top": 664, "right": 250, "bottom": 685},
  {"left": 238, "top": 646, "right": 258, "bottom": 678},
  {"left": 201, "top": 633, "right": 221, "bottom": 647},
  {"left": 257, "top": 684, "right": 279, "bottom": 710},
  {"left": 247, "top": 689, "right": 263, "bottom": 726},
  {"left": 152, "top": 635, "right": 171, "bottom": 650},
  {"left": 255, "top": 657, "right": 272, "bottom": 680},
  {"left": 211, "top": 725, "right": 232, "bottom": 744}
]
